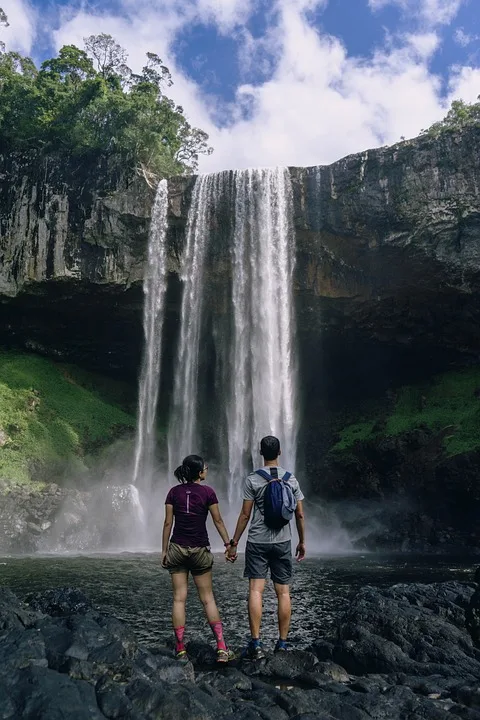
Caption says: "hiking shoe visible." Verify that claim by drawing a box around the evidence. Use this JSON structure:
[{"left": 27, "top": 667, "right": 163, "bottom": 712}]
[
  {"left": 216, "top": 648, "right": 235, "bottom": 663},
  {"left": 274, "top": 639, "right": 288, "bottom": 653},
  {"left": 244, "top": 640, "right": 266, "bottom": 660},
  {"left": 175, "top": 649, "right": 189, "bottom": 663}
]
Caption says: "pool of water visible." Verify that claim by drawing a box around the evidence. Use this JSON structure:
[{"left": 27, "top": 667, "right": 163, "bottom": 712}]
[{"left": 0, "top": 553, "right": 477, "bottom": 650}]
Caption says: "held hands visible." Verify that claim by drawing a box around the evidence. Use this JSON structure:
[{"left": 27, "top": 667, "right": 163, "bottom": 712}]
[
  {"left": 295, "top": 542, "right": 306, "bottom": 562},
  {"left": 225, "top": 543, "right": 238, "bottom": 563}
]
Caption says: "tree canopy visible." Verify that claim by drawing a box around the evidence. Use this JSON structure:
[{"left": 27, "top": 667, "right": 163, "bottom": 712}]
[
  {"left": 0, "top": 22, "right": 212, "bottom": 175},
  {"left": 421, "top": 98, "right": 480, "bottom": 138}
]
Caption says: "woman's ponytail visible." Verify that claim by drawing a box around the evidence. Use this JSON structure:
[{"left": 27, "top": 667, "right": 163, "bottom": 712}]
[{"left": 174, "top": 455, "right": 204, "bottom": 484}]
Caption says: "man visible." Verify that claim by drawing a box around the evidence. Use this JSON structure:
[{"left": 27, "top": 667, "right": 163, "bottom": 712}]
[{"left": 228, "top": 435, "right": 305, "bottom": 659}]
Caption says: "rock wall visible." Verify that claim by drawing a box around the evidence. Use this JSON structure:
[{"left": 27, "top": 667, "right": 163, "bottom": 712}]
[{"left": 2, "top": 131, "right": 480, "bottom": 548}]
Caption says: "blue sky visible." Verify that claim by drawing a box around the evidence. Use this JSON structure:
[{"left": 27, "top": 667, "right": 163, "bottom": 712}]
[{"left": 2, "top": 0, "right": 480, "bottom": 170}]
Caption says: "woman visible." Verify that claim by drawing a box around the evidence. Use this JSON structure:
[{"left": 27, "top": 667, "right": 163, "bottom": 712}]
[{"left": 162, "top": 454, "right": 235, "bottom": 663}]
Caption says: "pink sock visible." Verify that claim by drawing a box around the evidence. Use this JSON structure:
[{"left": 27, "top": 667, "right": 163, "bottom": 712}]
[
  {"left": 210, "top": 621, "right": 227, "bottom": 650},
  {"left": 174, "top": 625, "right": 185, "bottom": 652}
]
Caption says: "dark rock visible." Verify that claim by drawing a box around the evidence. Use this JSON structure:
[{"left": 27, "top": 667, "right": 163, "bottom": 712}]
[
  {"left": 27, "top": 587, "right": 93, "bottom": 616},
  {"left": 308, "top": 639, "right": 335, "bottom": 661},
  {"left": 95, "top": 675, "right": 135, "bottom": 719},
  {"left": 1, "top": 582, "right": 480, "bottom": 719},
  {"left": 0, "top": 587, "right": 43, "bottom": 639},
  {"left": 264, "top": 650, "right": 319, "bottom": 679},
  {"left": 3, "top": 665, "right": 104, "bottom": 719},
  {"left": 186, "top": 638, "right": 219, "bottom": 666},
  {"left": 333, "top": 582, "right": 480, "bottom": 677}
]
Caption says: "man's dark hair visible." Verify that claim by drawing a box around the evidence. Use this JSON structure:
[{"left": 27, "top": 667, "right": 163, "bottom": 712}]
[{"left": 260, "top": 436, "right": 280, "bottom": 461}]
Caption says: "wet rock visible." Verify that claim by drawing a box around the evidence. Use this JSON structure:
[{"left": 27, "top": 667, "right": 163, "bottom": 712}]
[
  {"left": 186, "top": 638, "right": 218, "bottom": 666},
  {"left": 263, "top": 649, "right": 319, "bottom": 679},
  {"left": 28, "top": 587, "right": 93, "bottom": 616},
  {"left": 0, "top": 587, "right": 43, "bottom": 636},
  {"left": 333, "top": 582, "right": 480, "bottom": 677},
  {"left": 1, "top": 582, "right": 480, "bottom": 719}
]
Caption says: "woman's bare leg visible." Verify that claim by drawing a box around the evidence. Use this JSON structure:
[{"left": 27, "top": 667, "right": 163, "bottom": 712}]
[
  {"left": 171, "top": 571, "right": 188, "bottom": 652},
  {"left": 193, "top": 571, "right": 227, "bottom": 650}
]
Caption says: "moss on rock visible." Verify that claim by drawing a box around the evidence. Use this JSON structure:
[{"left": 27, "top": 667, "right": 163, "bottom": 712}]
[
  {"left": 0, "top": 351, "right": 135, "bottom": 485},
  {"left": 332, "top": 367, "right": 480, "bottom": 457}
]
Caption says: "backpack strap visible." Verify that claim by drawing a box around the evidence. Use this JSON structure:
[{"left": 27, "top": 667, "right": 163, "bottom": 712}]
[{"left": 255, "top": 469, "right": 274, "bottom": 482}]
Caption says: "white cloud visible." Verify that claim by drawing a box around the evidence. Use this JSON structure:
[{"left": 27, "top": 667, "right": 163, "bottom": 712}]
[
  {"left": 448, "top": 65, "right": 480, "bottom": 103},
  {"left": 194, "top": 0, "right": 255, "bottom": 32},
  {"left": 49, "top": 0, "right": 478, "bottom": 173},
  {"left": 368, "top": 0, "right": 464, "bottom": 26},
  {"left": 0, "top": 0, "right": 36, "bottom": 53},
  {"left": 454, "top": 27, "right": 479, "bottom": 47}
]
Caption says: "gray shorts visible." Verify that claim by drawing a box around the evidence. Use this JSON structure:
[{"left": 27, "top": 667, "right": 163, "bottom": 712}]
[{"left": 244, "top": 541, "right": 292, "bottom": 585}]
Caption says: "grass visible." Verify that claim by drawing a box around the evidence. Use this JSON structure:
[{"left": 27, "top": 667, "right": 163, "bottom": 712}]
[
  {"left": 332, "top": 367, "right": 480, "bottom": 457},
  {"left": 0, "top": 351, "right": 136, "bottom": 485}
]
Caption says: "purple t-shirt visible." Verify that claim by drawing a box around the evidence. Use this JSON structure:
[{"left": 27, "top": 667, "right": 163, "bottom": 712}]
[{"left": 166, "top": 483, "right": 218, "bottom": 548}]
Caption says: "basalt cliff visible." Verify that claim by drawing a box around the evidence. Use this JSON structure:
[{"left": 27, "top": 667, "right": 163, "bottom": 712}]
[{"left": 2, "top": 128, "right": 480, "bottom": 550}]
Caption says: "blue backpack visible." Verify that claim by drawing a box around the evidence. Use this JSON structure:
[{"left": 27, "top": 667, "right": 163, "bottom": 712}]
[{"left": 255, "top": 469, "right": 297, "bottom": 530}]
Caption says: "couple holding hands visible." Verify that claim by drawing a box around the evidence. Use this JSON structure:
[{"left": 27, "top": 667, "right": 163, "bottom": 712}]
[{"left": 162, "top": 435, "right": 306, "bottom": 662}]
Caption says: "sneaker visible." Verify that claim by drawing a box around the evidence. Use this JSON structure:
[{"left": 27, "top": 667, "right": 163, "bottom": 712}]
[
  {"left": 175, "top": 649, "right": 189, "bottom": 663},
  {"left": 216, "top": 648, "right": 235, "bottom": 663},
  {"left": 274, "top": 639, "right": 288, "bottom": 653},
  {"left": 244, "top": 640, "right": 266, "bottom": 660}
]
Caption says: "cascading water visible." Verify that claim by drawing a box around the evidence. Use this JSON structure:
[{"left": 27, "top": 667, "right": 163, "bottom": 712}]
[
  {"left": 227, "top": 168, "right": 297, "bottom": 503},
  {"left": 167, "top": 174, "right": 222, "bottom": 470},
  {"left": 132, "top": 179, "right": 169, "bottom": 498},
  {"left": 167, "top": 169, "right": 297, "bottom": 504}
]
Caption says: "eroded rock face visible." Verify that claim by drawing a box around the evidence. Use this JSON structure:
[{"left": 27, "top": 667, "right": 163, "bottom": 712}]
[
  {"left": 2, "top": 132, "right": 480, "bottom": 546},
  {"left": 2, "top": 130, "right": 480, "bottom": 380}
]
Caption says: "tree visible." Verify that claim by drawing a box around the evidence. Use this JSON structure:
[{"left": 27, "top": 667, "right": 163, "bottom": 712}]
[
  {"left": 84, "top": 33, "right": 128, "bottom": 80},
  {"left": 0, "top": 33, "right": 213, "bottom": 175},
  {"left": 423, "top": 98, "right": 480, "bottom": 137}
]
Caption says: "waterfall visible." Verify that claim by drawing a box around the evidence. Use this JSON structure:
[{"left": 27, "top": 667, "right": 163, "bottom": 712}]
[
  {"left": 132, "top": 179, "right": 169, "bottom": 493},
  {"left": 167, "top": 174, "right": 222, "bottom": 469},
  {"left": 167, "top": 169, "right": 297, "bottom": 502},
  {"left": 227, "top": 168, "right": 297, "bottom": 502}
]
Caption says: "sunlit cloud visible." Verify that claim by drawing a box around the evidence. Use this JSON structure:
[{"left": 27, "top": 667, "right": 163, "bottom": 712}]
[{"left": 14, "top": 0, "right": 478, "bottom": 172}]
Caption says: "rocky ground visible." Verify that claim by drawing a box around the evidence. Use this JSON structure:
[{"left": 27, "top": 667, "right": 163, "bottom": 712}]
[{"left": 2, "top": 578, "right": 480, "bottom": 719}]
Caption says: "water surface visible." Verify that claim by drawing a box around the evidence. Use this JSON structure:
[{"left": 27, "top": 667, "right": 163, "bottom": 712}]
[{"left": 0, "top": 553, "right": 476, "bottom": 651}]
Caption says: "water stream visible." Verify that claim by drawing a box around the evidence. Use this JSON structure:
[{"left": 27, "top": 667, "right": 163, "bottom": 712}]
[{"left": 131, "top": 179, "right": 169, "bottom": 495}]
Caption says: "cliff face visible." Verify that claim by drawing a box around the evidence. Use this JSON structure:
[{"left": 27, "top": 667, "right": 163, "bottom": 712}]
[
  {"left": 2, "top": 130, "right": 480, "bottom": 378},
  {"left": 2, "top": 131, "right": 480, "bottom": 548},
  {"left": 0, "top": 153, "right": 156, "bottom": 375}
]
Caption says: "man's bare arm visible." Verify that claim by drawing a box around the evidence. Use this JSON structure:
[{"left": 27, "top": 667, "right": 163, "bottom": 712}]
[
  {"left": 295, "top": 500, "right": 305, "bottom": 560},
  {"left": 232, "top": 500, "right": 254, "bottom": 545}
]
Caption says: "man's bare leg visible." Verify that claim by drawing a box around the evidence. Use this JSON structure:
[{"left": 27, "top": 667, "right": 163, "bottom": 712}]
[
  {"left": 248, "top": 578, "right": 266, "bottom": 638},
  {"left": 274, "top": 582, "right": 291, "bottom": 640}
]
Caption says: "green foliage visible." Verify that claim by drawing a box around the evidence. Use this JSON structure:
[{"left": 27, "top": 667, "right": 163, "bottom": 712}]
[
  {"left": 422, "top": 98, "right": 480, "bottom": 138},
  {"left": 332, "top": 368, "right": 480, "bottom": 457},
  {"left": 331, "top": 421, "right": 377, "bottom": 452},
  {"left": 0, "top": 32, "right": 212, "bottom": 174},
  {"left": 0, "top": 351, "right": 135, "bottom": 485}
]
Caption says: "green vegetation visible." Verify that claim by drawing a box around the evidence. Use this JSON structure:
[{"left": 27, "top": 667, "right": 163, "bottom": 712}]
[
  {"left": 332, "top": 368, "right": 480, "bottom": 457},
  {"left": 0, "top": 13, "right": 211, "bottom": 175},
  {"left": 422, "top": 98, "right": 480, "bottom": 138},
  {"left": 0, "top": 351, "right": 135, "bottom": 486}
]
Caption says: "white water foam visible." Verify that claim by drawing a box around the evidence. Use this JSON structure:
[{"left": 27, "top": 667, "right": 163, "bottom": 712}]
[
  {"left": 227, "top": 168, "right": 297, "bottom": 503},
  {"left": 167, "top": 174, "right": 221, "bottom": 470}
]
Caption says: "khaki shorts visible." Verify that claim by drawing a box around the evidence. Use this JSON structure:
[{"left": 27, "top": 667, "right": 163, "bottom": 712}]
[{"left": 165, "top": 542, "right": 214, "bottom": 576}]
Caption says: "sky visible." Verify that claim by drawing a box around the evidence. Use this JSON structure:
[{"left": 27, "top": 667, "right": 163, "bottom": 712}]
[{"left": 1, "top": 0, "right": 480, "bottom": 172}]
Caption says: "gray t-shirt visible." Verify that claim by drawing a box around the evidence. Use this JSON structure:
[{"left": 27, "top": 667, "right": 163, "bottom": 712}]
[{"left": 243, "top": 466, "right": 304, "bottom": 544}]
